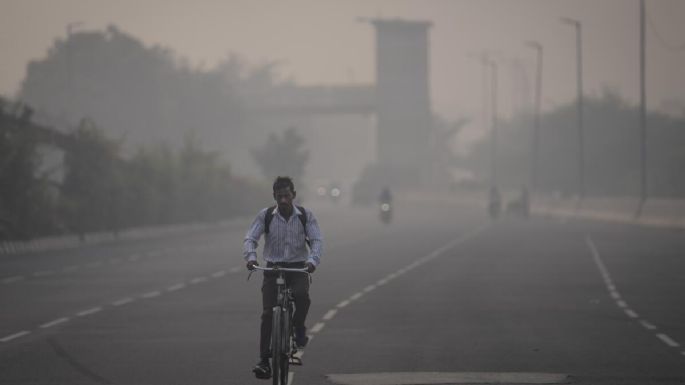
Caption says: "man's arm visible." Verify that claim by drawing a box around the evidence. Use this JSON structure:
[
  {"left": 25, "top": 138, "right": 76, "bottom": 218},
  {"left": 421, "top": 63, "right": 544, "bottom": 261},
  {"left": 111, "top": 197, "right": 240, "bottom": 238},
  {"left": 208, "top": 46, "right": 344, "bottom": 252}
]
[
  {"left": 304, "top": 209, "right": 323, "bottom": 268},
  {"left": 243, "top": 209, "right": 267, "bottom": 267}
]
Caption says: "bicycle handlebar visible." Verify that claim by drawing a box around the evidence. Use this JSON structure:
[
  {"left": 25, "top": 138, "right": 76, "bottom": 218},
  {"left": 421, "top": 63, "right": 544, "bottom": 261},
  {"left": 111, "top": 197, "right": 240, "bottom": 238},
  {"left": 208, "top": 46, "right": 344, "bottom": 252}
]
[
  {"left": 250, "top": 265, "right": 309, "bottom": 273},
  {"left": 247, "top": 264, "right": 312, "bottom": 282}
]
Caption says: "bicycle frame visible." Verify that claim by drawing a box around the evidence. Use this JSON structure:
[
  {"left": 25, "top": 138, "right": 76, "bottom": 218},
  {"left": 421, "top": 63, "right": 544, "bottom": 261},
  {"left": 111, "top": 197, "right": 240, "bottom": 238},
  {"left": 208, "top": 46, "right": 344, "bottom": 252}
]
[{"left": 249, "top": 265, "right": 309, "bottom": 385}]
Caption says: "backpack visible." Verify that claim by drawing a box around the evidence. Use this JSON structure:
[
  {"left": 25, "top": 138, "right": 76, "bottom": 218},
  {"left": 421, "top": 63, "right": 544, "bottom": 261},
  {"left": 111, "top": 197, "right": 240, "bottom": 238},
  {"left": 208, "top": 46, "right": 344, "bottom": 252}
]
[{"left": 264, "top": 205, "right": 311, "bottom": 248}]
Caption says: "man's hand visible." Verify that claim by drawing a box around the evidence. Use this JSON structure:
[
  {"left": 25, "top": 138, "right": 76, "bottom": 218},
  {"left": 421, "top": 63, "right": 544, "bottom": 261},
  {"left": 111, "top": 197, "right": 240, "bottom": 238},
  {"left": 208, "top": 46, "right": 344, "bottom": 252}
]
[
  {"left": 305, "top": 262, "right": 316, "bottom": 274},
  {"left": 247, "top": 260, "right": 259, "bottom": 271}
]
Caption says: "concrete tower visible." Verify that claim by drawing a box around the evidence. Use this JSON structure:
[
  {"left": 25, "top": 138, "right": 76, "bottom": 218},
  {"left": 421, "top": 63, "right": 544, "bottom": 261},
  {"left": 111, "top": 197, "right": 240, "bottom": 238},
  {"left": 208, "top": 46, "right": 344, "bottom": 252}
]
[{"left": 372, "top": 19, "right": 433, "bottom": 181}]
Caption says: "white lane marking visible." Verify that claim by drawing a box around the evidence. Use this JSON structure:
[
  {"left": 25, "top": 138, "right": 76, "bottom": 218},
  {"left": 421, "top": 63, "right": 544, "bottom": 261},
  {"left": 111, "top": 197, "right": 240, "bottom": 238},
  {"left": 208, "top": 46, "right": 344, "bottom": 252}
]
[
  {"left": 62, "top": 265, "right": 80, "bottom": 272},
  {"left": 189, "top": 277, "right": 207, "bottom": 284},
  {"left": 310, "top": 322, "right": 325, "bottom": 333},
  {"left": 376, "top": 278, "right": 389, "bottom": 286},
  {"left": 586, "top": 234, "right": 681, "bottom": 358},
  {"left": 363, "top": 284, "right": 377, "bottom": 293},
  {"left": 336, "top": 300, "right": 350, "bottom": 308},
  {"left": 326, "top": 372, "right": 569, "bottom": 384},
  {"left": 657, "top": 333, "right": 681, "bottom": 348},
  {"left": 288, "top": 372, "right": 294, "bottom": 385},
  {"left": 609, "top": 291, "right": 621, "bottom": 300},
  {"left": 230, "top": 266, "right": 242, "bottom": 273},
  {"left": 112, "top": 298, "right": 134, "bottom": 306},
  {"left": 2, "top": 276, "right": 25, "bottom": 284},
  {"left": 167, "top": 283, "right": 186, "bottom": 292},
  {"left": 40, "top": 317, "right": 70, "bottom": 328},
  {"left": 0, "top": 331, "right": 31, "bottom": 342},
  {"left": 323, "top": 309, "right": 337, "bottom": 320},
  {"left": 141, "top": 291, "right": 161, "bottom": 299},
  {"left": 211, "top": 270, "right": 226, "bottom": 278},
  {"left": 349, "top": 292, "right": 363, "bottom": 301},
  {"left": 77, "top": 307, "right": 103, "bottom": 317},
  {"left": 33, "top": 270, "right": 55, "bottom": 277}
]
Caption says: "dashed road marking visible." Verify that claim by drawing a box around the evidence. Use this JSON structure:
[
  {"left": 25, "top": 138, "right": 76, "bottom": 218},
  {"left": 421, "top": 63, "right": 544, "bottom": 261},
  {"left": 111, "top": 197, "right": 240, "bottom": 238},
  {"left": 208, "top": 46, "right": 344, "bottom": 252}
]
[
  {"left": 350, "top": 292, "right": 363, "bottom": 301},
  {"left": 624, "top": 309, "right": 639, "bottom": 318},
  {"left": 657, "top": 333, "right": 681, "bottom": 348},
  {"left": 76, "top": 307, "right": 102, "bottom": 317},
  {"left": 40, "top": 317, "right": 70, "bottom": 328},
  {"left": 2, "top": 276, "right": 25, "bottom": 284},
  {"left": 323, "top": 309, "right": 337, "bottom": 320},
  {"left": 311, "top": 322, "right": 325, "bottom": 333},
  {"left": 167, "top": 283, "right": 186, "bottom": 292},
  {"left": 0, "top": 331, "right": 31, "bottom": 343},
  {"left": 141, "top": 291, "right": 161, "bottom": 299},
  {"left": 336, "top": 300, "right": 350, "bottom": 308},
  {"left": 190, "top": 277, "right": 208, "bottom": 284},
  {"left": 33, "top": 270, "right": 55, "bottom": 277},
  {"left": 211, "top": 270, "right": 226, "bottom": 278},
  {"left": 230, "top": 266, "right": 242, "bottom": 273},
  {"left": 112, "top": 298, "right": 134, "bottom": 306},
  {"left": 586, "top": 235, "right": 683, "bottom": 358},
  {"left": 363, "top": 285, "right": 376, "bottom": 293}
]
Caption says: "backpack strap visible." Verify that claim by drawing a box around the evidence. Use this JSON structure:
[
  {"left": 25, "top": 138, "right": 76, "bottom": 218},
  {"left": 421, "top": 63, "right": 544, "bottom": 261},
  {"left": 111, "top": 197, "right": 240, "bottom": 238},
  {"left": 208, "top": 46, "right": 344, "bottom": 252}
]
[
  {"left": 264, "top": 205, "right": 310, "bottom": 248},
  {"left": 264, "top": 206, "right": 276, "bottom": 235}
]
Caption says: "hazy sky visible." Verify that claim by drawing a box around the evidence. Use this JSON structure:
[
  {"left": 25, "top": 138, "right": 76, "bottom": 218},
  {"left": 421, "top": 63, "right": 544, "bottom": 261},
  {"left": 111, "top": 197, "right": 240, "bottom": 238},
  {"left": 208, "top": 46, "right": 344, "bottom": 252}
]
[{"left": 2, "top": 0, "right": 684, "bottom": 137}]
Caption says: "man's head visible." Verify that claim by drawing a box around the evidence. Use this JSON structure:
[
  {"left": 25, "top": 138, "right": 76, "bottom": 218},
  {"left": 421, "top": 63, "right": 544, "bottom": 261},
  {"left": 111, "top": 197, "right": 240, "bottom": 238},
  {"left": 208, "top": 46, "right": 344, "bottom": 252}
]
[{"left": 273, "top": 176, "right": 296, "bottom": 212}]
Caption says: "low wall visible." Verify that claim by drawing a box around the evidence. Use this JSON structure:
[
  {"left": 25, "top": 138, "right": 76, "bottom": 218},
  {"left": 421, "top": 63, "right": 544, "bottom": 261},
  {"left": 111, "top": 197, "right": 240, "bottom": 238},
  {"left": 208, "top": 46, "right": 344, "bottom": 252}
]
[
  {"left": 0, "top": 216, "right": 251, "bottom": 256},
  {"left": 533, "top": 195, "right": 685, "bottom": 229}
]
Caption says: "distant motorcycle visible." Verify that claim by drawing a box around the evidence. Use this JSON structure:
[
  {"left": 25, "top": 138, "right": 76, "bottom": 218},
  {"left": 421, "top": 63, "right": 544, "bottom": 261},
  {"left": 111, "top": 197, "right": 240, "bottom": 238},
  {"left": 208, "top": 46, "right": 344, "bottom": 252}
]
[{"left": 379, "top": 202, "right": 393, "bottom": 224}]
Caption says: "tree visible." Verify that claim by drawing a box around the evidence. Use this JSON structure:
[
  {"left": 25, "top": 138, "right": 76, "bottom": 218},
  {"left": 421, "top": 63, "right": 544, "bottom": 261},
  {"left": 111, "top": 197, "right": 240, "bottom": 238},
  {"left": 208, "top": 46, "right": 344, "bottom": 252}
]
[
  {"left": 250, "top": 127, "right": 309, "bottom": 187},
  {"left": 0, "top": 99, "right": 57, "bottom": 239},
  {"left": 61, "top": 119, "right": 122, "bottom": 239}
]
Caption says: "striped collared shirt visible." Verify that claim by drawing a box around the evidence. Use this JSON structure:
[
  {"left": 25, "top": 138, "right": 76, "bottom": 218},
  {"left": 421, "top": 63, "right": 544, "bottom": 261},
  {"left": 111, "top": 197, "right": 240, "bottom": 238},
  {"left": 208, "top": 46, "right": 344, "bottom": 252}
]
[{"left": 243, "top": 205, "right": 323, "bottom": 266}]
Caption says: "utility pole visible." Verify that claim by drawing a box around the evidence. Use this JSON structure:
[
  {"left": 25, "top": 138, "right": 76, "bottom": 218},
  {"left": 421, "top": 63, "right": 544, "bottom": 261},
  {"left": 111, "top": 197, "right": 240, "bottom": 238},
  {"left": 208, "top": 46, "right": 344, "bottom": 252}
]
[
  {"left": 525, "top": 41, "right": 543, "bottom": 193},
  {"left": 561, "top": 17, "right": 585, "bottom": 201},
  {"left": 637, "top": 0, "right": 647, "bottom": 216}
]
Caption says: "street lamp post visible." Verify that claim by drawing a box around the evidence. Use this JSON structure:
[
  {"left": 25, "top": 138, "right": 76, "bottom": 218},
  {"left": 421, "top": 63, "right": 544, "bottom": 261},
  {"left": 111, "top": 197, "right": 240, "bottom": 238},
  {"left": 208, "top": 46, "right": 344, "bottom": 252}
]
[
  {"left": 560, "top": 17, "right": 585, "bottom": 201},
  {"left": 488, "top": 59, "right": 499, "bottom": 188},
  {"left": 525, "top": 41, "right": 543, "bottom": 194}
]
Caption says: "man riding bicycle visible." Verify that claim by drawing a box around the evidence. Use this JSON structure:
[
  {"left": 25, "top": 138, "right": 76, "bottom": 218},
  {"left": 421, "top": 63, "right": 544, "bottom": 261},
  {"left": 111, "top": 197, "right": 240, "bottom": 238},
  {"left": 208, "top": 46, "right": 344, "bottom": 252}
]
[{"left": 244, "top": 176, "right": 323, "bottom": 379}]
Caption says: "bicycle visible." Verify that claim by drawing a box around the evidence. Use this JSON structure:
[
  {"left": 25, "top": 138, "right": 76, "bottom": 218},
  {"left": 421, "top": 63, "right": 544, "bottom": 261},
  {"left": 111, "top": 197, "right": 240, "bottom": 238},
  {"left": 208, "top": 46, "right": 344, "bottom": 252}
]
[{"left": 249, "top": 265, "right": 310, "bottom": 385}]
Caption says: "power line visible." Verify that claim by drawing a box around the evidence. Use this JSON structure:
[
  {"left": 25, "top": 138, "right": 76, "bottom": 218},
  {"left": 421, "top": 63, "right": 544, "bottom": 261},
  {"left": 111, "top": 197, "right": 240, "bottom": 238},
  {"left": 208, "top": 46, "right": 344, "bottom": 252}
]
[{"left": 646, "top": 3, "right": 685, "bottom": 52}]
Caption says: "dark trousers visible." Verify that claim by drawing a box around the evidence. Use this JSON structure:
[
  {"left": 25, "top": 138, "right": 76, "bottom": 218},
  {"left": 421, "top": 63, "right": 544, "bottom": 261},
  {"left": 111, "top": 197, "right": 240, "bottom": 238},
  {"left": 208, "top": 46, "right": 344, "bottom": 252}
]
[{"left": 260, "top": 262, "right": 311, "bottom": 359}]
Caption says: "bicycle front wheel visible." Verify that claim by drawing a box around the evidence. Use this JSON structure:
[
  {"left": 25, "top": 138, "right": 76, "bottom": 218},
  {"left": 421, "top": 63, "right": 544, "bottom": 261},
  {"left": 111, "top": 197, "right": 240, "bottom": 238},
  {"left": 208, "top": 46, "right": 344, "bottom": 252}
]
[
  {"left": 271, "top": 306, "right": 282, "bottom": 385},
  {"left": 280, "top": 305, "right": 291, "bottom": 385}
]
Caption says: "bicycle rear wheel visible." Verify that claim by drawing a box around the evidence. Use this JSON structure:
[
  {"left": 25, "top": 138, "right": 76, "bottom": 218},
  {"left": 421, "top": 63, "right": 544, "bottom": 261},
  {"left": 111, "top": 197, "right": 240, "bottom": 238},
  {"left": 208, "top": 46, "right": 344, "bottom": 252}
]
[{"left": 271, "top": 306, "right": 282, "bottom": 385}]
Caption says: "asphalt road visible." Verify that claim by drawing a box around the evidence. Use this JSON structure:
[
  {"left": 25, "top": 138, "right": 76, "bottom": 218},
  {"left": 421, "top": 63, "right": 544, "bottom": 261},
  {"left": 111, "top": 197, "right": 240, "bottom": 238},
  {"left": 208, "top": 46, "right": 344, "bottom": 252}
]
[{"left": 1, "top": 199, "right": 684, "bottom": 385}]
